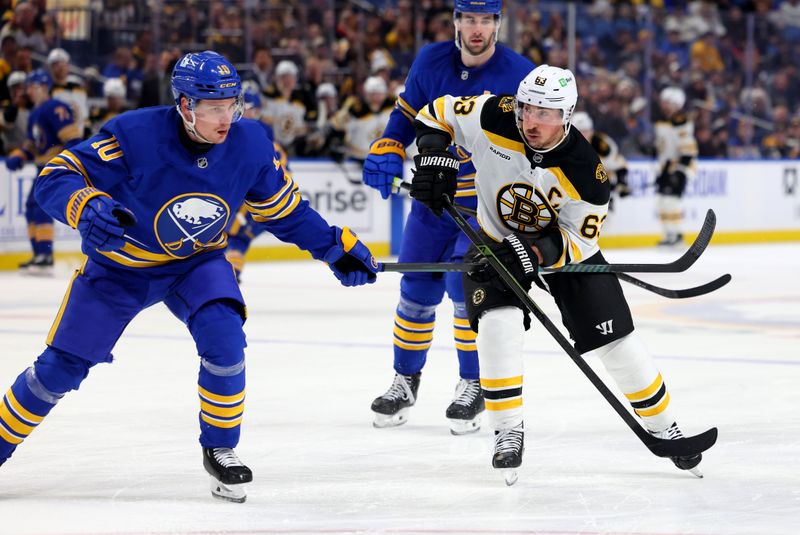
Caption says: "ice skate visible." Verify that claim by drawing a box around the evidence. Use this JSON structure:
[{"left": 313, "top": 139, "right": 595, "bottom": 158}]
[
  {"left": 21, "top": 254, "right": 54, "bottom": 277},
  {"left": 202, "top": 447, "right": 252, "bottom": 503},
  {"left": 371, "top": 372, "right": 420, "bottom": 428},
  {"left": 649, "top": 422, "right": 703, "bottom": 478},
  {"left": 492, "top": 423, "right": 524, "bottom": 486},
  {"left": 445, "top": 378, "right": 484, "bottom": 435},
  {"left": 657, "top": 233, "right": 683, "bottom": 247}
]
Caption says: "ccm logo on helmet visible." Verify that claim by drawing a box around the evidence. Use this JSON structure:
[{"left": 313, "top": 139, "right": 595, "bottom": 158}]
[{"left": 218, "top": 82, "right": 237, "bottom": 88}]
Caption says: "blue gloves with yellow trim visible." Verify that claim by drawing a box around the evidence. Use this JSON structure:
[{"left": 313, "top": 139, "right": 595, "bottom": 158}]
[
  {"left": 363, "top": 138, "right": 405, "bottom": 199},
  {"left": 78, "top": 196, "right": 137, "bottom": 252},
  {"left": 323, "top": 226, "right": 379, "bottom": 286}
]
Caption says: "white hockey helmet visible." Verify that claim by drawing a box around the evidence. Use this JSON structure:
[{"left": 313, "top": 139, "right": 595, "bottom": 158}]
[
  {"left": 659, "top": 86, "right": 686, "bottom": 110},
  {"left": 363, "top": 75, "right": 387, "bottom": 95},
  {"left": 515, "top": 64, "right": 578, "bottom": 132},
  {"left": 103, "top": 77, "right": 126, "bottom": 99},
  {"left": 571, "top": 111, "right": 594, "bottom": 134}
]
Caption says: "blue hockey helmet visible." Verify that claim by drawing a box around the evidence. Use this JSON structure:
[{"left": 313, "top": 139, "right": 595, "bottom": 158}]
[
  {"left": 26, "top": 69, "right": 52, "bottom": 89},
  {"left": 454, "top": 0, "right": 502, "bottom": 16},
  {"left": 171, "top": 51, "right": 242, "bottom": 107}
]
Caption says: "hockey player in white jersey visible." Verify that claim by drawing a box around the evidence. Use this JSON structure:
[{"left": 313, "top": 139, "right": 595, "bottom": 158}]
[
  {"left": 571, "top": 111, "right": 631, "bottom": 212},
  {"left": 409, "top": 65, "right": 707, "bottom": 485},
  {"left": 654, "top": 87, "right": 698, "bottom": 246}
]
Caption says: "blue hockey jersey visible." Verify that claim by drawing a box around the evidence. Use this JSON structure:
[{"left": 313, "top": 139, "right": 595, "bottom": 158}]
[
  {"left": 19, "top": 98, "right": 82, "bottom": 167},
  {"left": 35, "top": 107, "right": 337, "bottom": 275},
  {"left": 383, "top": 41, "right": 534, "bottom": 198}
]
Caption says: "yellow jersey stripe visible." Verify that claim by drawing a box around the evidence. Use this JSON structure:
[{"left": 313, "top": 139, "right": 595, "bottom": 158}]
[
  {"left": 0, "top": 422, "right": 23, "bottom": 444},
  {"left": 485, "top": 398, "right": 523, "bottom": 411},
  {"left": 201, "top": 413, "right": 243, "bottom": 429},
  {"left": 393, "top": 327, "right": 433, "bottom": 343},
  {"left": 394, "top": 339, "right": 432, "bottom": 351},
  {"left": 455, "top": 342, "right": 477, "bottom": 351},
  {"left": 484, "top": 131, "right": 525, "bottom": 154},
  {"left": 6, "top": 390, "right": 45, "bottom": 424},
  {"left": 0, "top": 400, "right": 36, "bottom": 435},
  {"left": 547, "top": 167, "right": 581, "bottom": 201},
  {"left": 46, "top": 269, "right": 81, "bottom": 345},
  {"left": 394, "top": 316, "right": 434, "bottom": 331},
  {"left": 200, "top": 400, "right": 244, "bottom": 419}
]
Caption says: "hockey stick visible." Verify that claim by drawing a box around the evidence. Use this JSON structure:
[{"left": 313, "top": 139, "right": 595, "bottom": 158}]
[
  {"left": 441, "top": 195, "right": 717, "bottom": 459},
  {"left": 380, "top": 261, "right": 731, "bottom": 299}
]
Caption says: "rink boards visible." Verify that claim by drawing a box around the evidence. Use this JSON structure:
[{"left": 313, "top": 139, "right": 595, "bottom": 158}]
[{"left": 0, "top": 158, "right": 798, "bottom": 268}]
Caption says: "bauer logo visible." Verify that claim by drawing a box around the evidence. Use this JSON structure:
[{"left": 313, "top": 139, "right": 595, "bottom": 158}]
[{"left": 155, "top": 193, "right": 230, "bottom": 258}]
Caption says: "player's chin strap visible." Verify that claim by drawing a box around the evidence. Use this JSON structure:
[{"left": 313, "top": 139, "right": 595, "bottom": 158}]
[{"left": 177, "top": 102, "right": 215, "bottom": 144}]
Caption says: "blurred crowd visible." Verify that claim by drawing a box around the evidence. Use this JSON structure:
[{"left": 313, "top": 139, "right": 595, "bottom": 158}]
[{"left": 1, "top": 0, "right": 800, "bottom": 160}]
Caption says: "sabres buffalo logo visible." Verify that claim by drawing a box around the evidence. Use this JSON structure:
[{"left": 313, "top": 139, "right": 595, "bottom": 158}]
[
  {"left": 155, "top": 194, "right": 230, "bottom": 258},
  {"left": 496, "top": 182, "right": 557, "bottom": 233}
]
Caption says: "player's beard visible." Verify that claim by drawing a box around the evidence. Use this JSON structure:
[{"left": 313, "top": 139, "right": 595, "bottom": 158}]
[{"left": 462, "top": 34, "right": 493, "bottom": 57}]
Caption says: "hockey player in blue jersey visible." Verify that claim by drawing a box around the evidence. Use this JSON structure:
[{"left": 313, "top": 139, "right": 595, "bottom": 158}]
[
  {"left": 224, "top": 81, "right": 292, "bottom": 282},
  {"left": 5, "top": 69, "right": 83, "bottom": 276},
  {"left": 363, "top": 0, "right": 534, "bottom": 434},
  {"left": 0, "top": 52, "right": 379, "bottom": 503}
]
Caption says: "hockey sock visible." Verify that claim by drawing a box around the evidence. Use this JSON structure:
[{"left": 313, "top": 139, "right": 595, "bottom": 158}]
[
  {"left": 595, "top": 333, "right": 674, "bottom": 432},
  {"left": 453, "top": 302, "right": 479, "bottom": 380},
  {"left": 393, "top": 297, "right": 436, "bottom": 376},
  {"left": 657, "top": 195, "right": 683, "bottom": 238},
  {"left": 0, "top": 366, "right": 63, "bottom": 464},
  {"left": 191, "top": 301, "right": 247, "bottom": 449},
  {"left": 477, "top": 307, "right": 525, "bottom": 430}
]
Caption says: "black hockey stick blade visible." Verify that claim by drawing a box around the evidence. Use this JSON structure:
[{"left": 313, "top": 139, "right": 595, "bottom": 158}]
[
  {"left": 440, "top": 196, "right": 717, "bottom": 460},
  {"left": 647, "top": 427, "right": 718, "bottom": 458},
  {"left": 618, "top": 272, "right": 732, "bottom": 299}
]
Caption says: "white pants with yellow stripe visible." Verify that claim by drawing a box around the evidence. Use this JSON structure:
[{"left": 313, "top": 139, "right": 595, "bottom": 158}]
[{"left": 477, "top": 307, "right": 675, "bottom": 434}]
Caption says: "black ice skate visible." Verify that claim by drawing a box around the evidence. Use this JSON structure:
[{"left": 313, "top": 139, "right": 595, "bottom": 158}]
[
  {"left": 657, "top": 233, "right": 684, "bottom": 247},
  {"left": 202, "top": 447, "right": 253, "bottom": 503},
  {"left": 649, "top": 422, "right": 703, "bottom": 478},
  {"left": 492, "top": 423, "right": 524, "bottom": 486},
  {"left": 445, "top": 378, "right": 484, "bottom": 435},
  {"left": 19, "top": 254, "right": 53, "bottom": 277},
  {"left": 371, "top": 372, "right": 420, "bottom": 428}
]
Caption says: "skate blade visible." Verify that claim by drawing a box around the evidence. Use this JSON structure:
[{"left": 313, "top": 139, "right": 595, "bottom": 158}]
[
  {"left": 373, "top": 407, "right": 410, "bottom": 428},
  {"left": 502, "top": 468, "right": 519, "bottom": 486},
  {"left": 448, "top": 416, "right": 481, "bottom": 435},
  {"left": 688, "top": 466, "right": 703, "bottom": 478},
  {"left": 209, "top": 477, "right": 247, "bottom": 503}
]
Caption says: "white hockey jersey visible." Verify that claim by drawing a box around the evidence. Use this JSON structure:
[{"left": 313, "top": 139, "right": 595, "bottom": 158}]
[
  {"left": 655, "top": 112, "right": 698, "bottom": 176},
  {"left": 415, "top": 94, "right": 611, "bottom": 269}
]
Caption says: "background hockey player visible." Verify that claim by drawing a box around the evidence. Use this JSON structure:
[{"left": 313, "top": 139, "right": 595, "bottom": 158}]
[
  {"left": 654, "top": 87, "right": 698, "bottom": 246},
  {"left": 0, "top": 51, "right": 379, "bottom": 503},
  {"left": 409, "top": 64, "right": 707, "bottom": 484},
  {"left": 362, "top": 0, "right": 534, "bottom": 435},
  {"left": 224, "top": 81, "right": 293, "bottom": 282},
  {"left": 571, "top": 111, "right": 631, "bottom": 213},
  {"left": 4, "top": 69, "right": 83, "bottom": 276},
  {"left": 330, "top": 75, "right": 395, "bottom": 162}
]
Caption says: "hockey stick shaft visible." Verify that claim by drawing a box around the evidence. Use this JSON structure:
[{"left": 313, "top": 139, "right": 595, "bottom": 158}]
[
  {"left": 441, "top": 196, "right": 717, "bottom": 458},
  {"left": 381, "top": 262, "right": 731, "bottom": 299}
]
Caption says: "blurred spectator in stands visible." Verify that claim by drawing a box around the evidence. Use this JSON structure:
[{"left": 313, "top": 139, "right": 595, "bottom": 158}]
[
  {"left": 208, "top": 5, "right": 244, "bottom": 63},
  {"left": 131, "top": 30, "right": 153, "bottom": 70},
  {"left": 0, "top": 35, "right": 16, "bottom": 102},
  {"left": 102, "top": 46, "right": 143, "bottom": 103},
  {"left": 0, "top": 70, "right": 30, "bottom": 155},
  {"left": 48, "top": 48, "right": 89, "bottom": 139},
  {"left": 385, "top": 11, "right": 415, "bottom": 74},
  {"left": 13, "top": 44, "right": 32, "bottom": 74},
  {"left": 658, "top": 19, "right": 690, "bottom": 69},
  {"left": 139, "top": 47, "right": 181, "bottom": 108},
  {"left": 786, "top": 116, "right": 800, "bottom": 158},
  {"left": 690, "top": 28, "right": 725, "bottom": 73},
  {"left": 727, "top": 119, "right": 762, "bottom": 159},
  {"left": 738, "top": 86, "right": 773, "bottom": 144},
  {"left": 769, "top": 69, "right": 798, "bottom": 111},
  {"left": 246, "top": 46, "right": 273, "bottom": 91},
  {"left": 262, "top": 59, "right": 315, "bottom": 156},
  {"left": 0, "top": 1, "right": 46, "bottom": 54},
  {"left": 370, "top": 49, "right": 394, "bottom": 85},
  {"left": 89, "top": 77, "right": 129, "bottom": 134}
]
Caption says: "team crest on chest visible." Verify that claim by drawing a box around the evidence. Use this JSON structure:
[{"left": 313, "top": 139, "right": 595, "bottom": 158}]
[
  {"left": 155, "top": 193, "right": 230, "bottom": 258},
  {"left": 496, "top": 183, "right": 557, "bottom": 233}
]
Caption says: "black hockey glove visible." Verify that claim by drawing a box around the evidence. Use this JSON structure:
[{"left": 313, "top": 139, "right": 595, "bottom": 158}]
[
  {"left": 468, "top": 234, "right": 544, "bottom": 290},
  {"left": 656, "top": 169, "right": 687, "bottom": 196},
  {"left": 615, "top": 168, "right": 631, "bottom": 198},
  {"left": 410, "top": 150, "right": 459, "bottom": 216}
]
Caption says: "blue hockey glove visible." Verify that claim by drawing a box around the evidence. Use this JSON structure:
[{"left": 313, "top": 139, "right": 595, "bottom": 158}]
[
  {"left": 5, "top": 156, "right": 24, "bottom": 171},
  {"left": 78, "top": 196, "right": 136, "bottom": 252},
  {"left": 323, "top": 226, "right": 379, "bottom": 287},
  {"left": 363, "top": 138, "right": 405, "bottom": 199}
]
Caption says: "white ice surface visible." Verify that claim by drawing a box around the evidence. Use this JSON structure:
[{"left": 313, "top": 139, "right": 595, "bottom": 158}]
[{"left": 0, "top": 242, "right": 798, "bottom": 535}]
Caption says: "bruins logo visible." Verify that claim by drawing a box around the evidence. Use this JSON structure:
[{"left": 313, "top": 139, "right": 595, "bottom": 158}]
[
  {"left": 496, "top": 182, "right": 557, "bottom": 233},
  {"left": 498, "top": 96, "right": 515, "bottom": 113},
  {"left": 472, "top": 288, "right": 486, "bottom": 306},
  {"left": 595, "top": 163, "right": 609, "bottom": 183}
]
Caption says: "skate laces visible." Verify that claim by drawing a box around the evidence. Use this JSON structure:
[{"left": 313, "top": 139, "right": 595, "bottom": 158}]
[
  {"left": 452, "top": 379, "right": 481, "bottom": 407},
  {"left": 212, "top": 448, "right": 245, "bottom": 468},
  {"left": 494, "top": 425, "right": 524, "bottom": 454},
  {"left": 381, "top": 374, "right": 415, "bottom": 403},
  {"left": 651, "top": 422, "right": 685, "bottom": 440}
]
